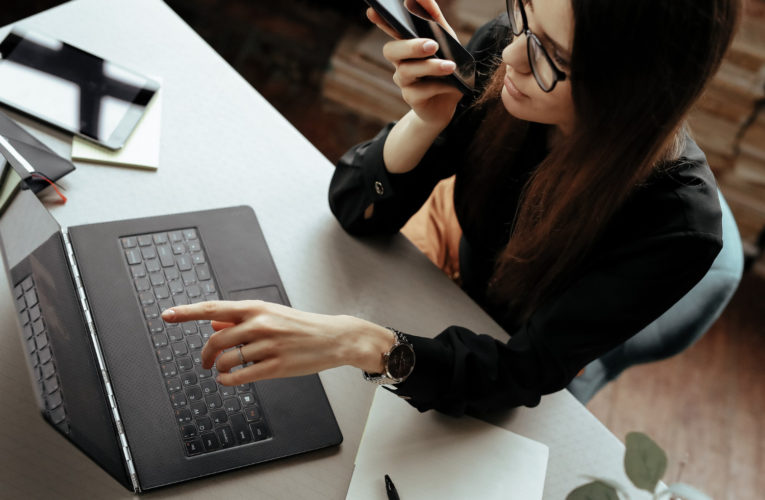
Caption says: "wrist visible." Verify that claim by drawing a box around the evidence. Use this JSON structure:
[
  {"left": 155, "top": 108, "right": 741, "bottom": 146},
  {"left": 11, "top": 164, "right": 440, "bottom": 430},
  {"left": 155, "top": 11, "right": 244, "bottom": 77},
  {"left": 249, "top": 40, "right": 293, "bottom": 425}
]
[{"left": 337, "top": 316, "right": 396, "bottom": 373}]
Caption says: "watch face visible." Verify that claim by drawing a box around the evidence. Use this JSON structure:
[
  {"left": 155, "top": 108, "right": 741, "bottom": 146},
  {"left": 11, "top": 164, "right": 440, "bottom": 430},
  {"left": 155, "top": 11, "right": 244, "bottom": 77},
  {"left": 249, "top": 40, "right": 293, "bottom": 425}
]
[{"left": 387, "top": 344, "right": 415, "bottom": 379}]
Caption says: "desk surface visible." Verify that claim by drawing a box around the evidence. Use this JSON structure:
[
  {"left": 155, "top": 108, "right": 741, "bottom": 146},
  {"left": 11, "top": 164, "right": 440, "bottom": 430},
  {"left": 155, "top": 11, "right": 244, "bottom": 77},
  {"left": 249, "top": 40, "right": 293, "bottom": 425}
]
[{"left": 0, "top": 0, "right": 642, "bottom": 498}]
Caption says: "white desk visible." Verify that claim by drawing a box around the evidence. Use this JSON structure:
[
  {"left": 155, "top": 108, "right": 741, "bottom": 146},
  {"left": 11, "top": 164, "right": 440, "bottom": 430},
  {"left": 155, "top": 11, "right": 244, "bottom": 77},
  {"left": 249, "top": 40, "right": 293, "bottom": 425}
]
[{"left": 0, "top": 0, "right": 644, "bottom": 497}]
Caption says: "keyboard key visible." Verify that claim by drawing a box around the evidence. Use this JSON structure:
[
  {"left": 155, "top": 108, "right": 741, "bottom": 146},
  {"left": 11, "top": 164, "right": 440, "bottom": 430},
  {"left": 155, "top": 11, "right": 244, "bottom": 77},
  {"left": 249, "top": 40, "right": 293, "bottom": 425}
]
[
  {"left": 191, "top": 350, "right": 203, "bottom": 366},
  {"left": 176, "top": 255, "right": 192, "bottom": 271},
  {"left": 125, "top": 248, "right": 142, "bottom": 265},
  {"left": 211, "top": 410, "right": 228, "bottom": 425},
  {"left": 181, "top": 372, "right": 198, "bottom": 387},
  {"left": 47, "top": 389, "right": 63, "bottom": 409},
  {"left": 161, "top": 362, "right": 178, "bottom": 378},
  {"left": 41, "top": 360, "right": 56, "bottom": 380},
  {"left": 130, "top": 264, "right": 147, "bottom": 278},
  {"left": 152, "top": 333, "right": 168, "bottom": 348},
  {"left": 156, "top": 347, "right": 173, "bottom": 363},
  {"left": 196, "top": 417, "right": 213, "bottom": 432},
  {"left": 196, "top": 264, "right": 211, "bottom": 281},
  {"left": 229, "top": 414, "right": 252, "bottom": 444},
  {"left": 146, "top": 259, "right": 161, "bottom": 273},
  {"left": 187, "top": 334, "right": 203, "bottom": 350},
  {"left": 177, "top": 357, "right": 193, "bottom": 372},
  {"left": 200, "top": 379, "right": 217, "bottom": 395},
  {"left": 165, "top": 267, "right": 180, "bottom": 281},
  {"left": 223, "top": 397, "right": 241, "bottom": 414},
  {"left": 174, "top": 408, "right": 192, "bottom": 424},
  {"left": 173, "top": 295, "right": 189, "bottom": 307},
  {"left": 158, "top": 299, "right": 174, "bottom": 313},
  {"left": 43, "top": 376, "right": 59, "bottom": 395},
  {"left": 192, "top": 253, "right": 205, "bottom": 265},
  {"left": 187, "top": 285, "right": 202, "bottom": 298},
  {"left": 184, "top": 439, "right": 203, "bottom": 456},
  {"left": 149, "top": 272, "right": 166, "bottom": 286},
  {"left": 172, "top": 242, "right": 185, "bottom": 255},
  {"left": 216, "top": 426, "right": 235, "bottom": 449},
  {"left": 250, "top": 422, "right": 270, "bottom": 441},
  {"left": 134, "top": 278, "right": 151, "bottom": 292},
  {"left": 38, "top": 346, "right": 52, "bottom": 364},
  {"left": 190, "top": 401, "right": 208, "bottom": 417},
  {"left": 201, "top": 282, "right": 216, "bottom": 295},
  {"left": 49, "top": 405, "right": 66, "bottom": 424},
  {"left": 205, "top": 394, "right": 222, "bottom": 410},
  {"left": 169, "top": 230, "right": 184, "bottom": 243},
  {"left": 201, "top": 432, "right": 220, "bottom": 452},
  {"left": 155, "top": 285, "right": 171, "bottom": 300},
  {"left": 140, "top": 246, "right": 157, "bottom": 260},
  {"left": 28, "top": 305, "right": 41, "bottom": 322},
  {"left": 200, "top": 323, "right": 214, "bottom": 339},
  {"left": 244, "top": 406, "right": 261, "bottom": 422},
  {"left": 152, "top": 232, "right": 169, "bottom": 245},
  {"left": 197, "top": 368, "right": 213, "bottom": 380},
  {"left": 220, "top": 385, "right": 237, "bottom": 398},
  {"left": 181, "top": 322, "right": 198, "bottom": 335},
  {"left": 137, "top": 235, "right": 153, "bottom": 246},
  {"left": 183, "top": 229, "right": 197, "bottom": 240},
  {"left": 157, "top": 244, "right": 174, "bottom": 267},
  {"left": 236, "top": 383, "right": 252, "bottom": 394},
  {"left": 121, "top": 236, "right": 137, "bottom": 248},
  {"left": 35, "top": 333, "right": 48, "bottom": 350},
  {"left": 172, "top": 342, "right": 189, "bottom": 357},
  {"left": 186, "top": 386, "right": 202, "bottom": 402},
  {"left": 188, "top": 240, "right": 201, "bottom": 252},
  {"left": 169, "top": 280, "right": 184, "bottom": 295},
  {"left": 170, "top": 392, "right": 187, "bottom": 408},
  {"left": 23, "top": 324, "right": 34, "bottom": 340},
  {"left": 25, "top": 289, "right": 38, "bottom": 307},
  {"left": 148, "top": 318, "right": 165, "bottom": 333},
  {"left": 22, "top": 276, "right": 34, "bottom": 291},
  {"left": 144, "top": 304, "right": 160, "bottom": 319},
  {"left": 181, "top": 424, "right": 197, "bottom": 439},
  {"left": 167, "top": 326, "right": 184, "bottom": 342},
  {"left": 139, "top": 292, "right": 155, "bottom": 306},
  {"left": 166, "top": 378, "right": 182, "bottom": 393},
  {"left": 181, "top": 270, "right": 197, "bottom": 285},
  {"left": 240, "top": 393, "right": 256, "bottom": 406}
]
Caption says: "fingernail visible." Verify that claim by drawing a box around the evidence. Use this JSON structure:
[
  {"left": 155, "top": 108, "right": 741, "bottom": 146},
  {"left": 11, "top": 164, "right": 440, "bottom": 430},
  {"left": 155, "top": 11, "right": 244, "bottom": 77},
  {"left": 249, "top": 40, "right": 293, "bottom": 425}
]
[
  {"left": 161, "top": 308, "right": 176, "bottom": 320},
  {"left": 423, "top": 40, "right": 438, "bottom": 52},
  {"left": 440, "top": 60, "right": 456, "bottom": 71}
]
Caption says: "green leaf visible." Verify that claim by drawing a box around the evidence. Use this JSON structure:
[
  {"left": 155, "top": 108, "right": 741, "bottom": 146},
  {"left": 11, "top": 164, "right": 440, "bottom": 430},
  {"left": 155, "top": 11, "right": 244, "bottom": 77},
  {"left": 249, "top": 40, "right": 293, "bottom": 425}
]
[
  {"left": 663, "top": 482, "right": 713, "bottom": 500},
  {"left": 624, "top": 432, "right": 667, "bottom": 492},
  {"left": 566, "top": 481, "right": 621, "bottom": 500}
]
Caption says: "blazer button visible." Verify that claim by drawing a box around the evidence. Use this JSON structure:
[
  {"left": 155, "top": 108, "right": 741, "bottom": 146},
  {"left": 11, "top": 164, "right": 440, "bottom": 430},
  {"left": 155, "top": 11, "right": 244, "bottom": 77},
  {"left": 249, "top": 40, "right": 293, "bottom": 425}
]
[{"left": 374, "top": 181, "right": 384, "bottom": 195}]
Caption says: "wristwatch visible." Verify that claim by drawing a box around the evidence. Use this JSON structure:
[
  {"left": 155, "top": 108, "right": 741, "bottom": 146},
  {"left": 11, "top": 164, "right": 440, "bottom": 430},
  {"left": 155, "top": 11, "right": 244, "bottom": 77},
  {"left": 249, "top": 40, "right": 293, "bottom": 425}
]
[{"left": 363, "top": 328, "right": 416, "bottom": 385}]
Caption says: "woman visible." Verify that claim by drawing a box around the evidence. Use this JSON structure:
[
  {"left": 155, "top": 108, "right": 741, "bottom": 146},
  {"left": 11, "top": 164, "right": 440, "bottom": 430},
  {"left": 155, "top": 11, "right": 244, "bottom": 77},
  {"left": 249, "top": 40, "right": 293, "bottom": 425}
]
[{"left": 162, "top": 0, "right": 740, "bottom": 416}]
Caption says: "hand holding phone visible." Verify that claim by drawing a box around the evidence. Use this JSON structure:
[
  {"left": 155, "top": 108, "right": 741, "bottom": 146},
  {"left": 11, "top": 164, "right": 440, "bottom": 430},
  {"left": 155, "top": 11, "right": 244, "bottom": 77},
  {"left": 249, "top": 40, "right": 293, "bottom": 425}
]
[{"left": 364, "top": 0, "right": 476, "bottom": 95}]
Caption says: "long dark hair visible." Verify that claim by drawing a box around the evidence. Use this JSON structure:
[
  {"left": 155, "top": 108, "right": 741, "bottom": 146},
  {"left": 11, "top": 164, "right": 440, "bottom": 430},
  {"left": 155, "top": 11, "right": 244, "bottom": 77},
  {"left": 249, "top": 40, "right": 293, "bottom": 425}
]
[{"left": 462, "top": 0, "right": 739, "bottom": 323}]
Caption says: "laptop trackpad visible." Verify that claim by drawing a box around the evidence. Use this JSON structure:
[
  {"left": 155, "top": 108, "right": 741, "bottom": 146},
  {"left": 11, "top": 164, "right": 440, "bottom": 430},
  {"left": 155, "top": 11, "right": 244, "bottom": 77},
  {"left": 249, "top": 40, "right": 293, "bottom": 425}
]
[{"left": 228, "top": 285, "right": 284, "bottom": 305}]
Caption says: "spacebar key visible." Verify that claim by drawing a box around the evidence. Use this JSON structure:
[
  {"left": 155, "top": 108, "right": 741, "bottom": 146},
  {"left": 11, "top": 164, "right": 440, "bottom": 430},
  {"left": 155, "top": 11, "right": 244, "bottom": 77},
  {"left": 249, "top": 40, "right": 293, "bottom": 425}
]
[{"left": 229, "top": 414, "right": 252, "bottom": 444}]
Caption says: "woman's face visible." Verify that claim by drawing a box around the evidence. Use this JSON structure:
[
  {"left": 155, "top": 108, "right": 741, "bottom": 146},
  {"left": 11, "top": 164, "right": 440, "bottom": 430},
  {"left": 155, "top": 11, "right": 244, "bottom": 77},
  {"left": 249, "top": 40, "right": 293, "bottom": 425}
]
[{"left": 500, "top": 0, "right": 576, "bottom": 135}]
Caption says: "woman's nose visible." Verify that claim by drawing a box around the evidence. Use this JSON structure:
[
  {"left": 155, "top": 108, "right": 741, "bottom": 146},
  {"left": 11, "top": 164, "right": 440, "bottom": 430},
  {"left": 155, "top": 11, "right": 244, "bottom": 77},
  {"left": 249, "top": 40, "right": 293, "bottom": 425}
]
[{"left": 502, "top": 34, "right": 531, "bottom": 74}]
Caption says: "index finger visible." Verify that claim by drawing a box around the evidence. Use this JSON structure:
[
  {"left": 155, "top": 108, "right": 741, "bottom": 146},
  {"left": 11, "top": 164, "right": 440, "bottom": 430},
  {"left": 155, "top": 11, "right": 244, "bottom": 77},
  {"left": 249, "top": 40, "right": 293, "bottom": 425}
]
[{"left": 161, "top": 300, "right": 252, "bottom": 324}]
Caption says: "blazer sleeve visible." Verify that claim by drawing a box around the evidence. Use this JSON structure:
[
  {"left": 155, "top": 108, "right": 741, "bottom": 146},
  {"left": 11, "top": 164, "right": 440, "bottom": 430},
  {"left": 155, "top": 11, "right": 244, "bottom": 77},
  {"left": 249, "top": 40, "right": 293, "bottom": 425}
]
[
  {"left": 328, "top": 17, "right": 509, "bottom": 236},
  {"left": 391, "top": 229, "right": 722, "bottom": 417}
]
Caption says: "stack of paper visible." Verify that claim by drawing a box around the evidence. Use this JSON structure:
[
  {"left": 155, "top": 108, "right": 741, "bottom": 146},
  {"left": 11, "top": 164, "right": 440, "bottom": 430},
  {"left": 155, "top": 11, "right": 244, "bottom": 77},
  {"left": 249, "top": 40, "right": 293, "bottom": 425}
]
[{"left": 346, "top": 388, "right": 549, "bottom": 500}]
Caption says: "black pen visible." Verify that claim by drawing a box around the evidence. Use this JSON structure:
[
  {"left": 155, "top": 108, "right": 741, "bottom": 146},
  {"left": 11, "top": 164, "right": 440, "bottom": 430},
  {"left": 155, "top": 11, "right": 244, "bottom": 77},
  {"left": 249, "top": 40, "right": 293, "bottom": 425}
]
[{"left": 384, "top": 474, "right": 400, "bottom": 500}]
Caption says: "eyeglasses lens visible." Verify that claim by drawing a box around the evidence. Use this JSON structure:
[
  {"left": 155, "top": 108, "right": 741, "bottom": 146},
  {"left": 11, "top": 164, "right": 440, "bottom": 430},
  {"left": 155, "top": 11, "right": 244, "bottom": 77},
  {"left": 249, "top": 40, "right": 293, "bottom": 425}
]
[
  {"left": 507, "top": 0, "right": 524, "bottom": 36},
  {"left": 528, "top": 39, "right": 555, "bottom": 91}
]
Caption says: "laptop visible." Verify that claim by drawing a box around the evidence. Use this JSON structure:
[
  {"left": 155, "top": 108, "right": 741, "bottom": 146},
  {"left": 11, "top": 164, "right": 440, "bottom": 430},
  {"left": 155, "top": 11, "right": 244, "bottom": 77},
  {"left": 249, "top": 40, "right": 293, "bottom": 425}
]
[{"left": 0, "top": 139, "right": 342, "bottom": 492}]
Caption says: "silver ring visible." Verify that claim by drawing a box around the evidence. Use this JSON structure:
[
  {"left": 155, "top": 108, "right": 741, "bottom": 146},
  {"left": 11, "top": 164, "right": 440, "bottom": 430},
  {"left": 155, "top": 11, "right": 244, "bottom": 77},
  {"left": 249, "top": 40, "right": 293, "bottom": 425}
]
[{"left": 237, "top": 346, "right": 245, "bottom": 365}]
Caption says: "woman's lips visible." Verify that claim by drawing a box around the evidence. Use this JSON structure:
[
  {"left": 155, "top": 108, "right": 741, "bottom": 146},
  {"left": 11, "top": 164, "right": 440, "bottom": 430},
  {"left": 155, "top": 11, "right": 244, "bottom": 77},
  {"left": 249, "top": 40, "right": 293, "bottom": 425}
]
[{"left": 504, "top": 73, "right": 528, "bottom": 99}]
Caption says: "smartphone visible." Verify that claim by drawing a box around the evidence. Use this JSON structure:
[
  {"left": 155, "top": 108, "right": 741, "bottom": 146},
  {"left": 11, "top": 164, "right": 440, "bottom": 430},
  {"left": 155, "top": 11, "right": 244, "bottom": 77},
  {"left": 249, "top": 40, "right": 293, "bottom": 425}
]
[
  {"left": 0, "top": 27, "right": 160, "bottom": 150},
  {"left": 364, "top": 0, "right": 476, "bottom": 95}
]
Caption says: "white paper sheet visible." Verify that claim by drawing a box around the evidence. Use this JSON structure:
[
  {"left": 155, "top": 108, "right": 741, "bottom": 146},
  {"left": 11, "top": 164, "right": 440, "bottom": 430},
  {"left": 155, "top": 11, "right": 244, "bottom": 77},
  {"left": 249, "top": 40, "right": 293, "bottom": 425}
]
[{"left": 346, "top": 388, "right": 549, "bottom": 500}]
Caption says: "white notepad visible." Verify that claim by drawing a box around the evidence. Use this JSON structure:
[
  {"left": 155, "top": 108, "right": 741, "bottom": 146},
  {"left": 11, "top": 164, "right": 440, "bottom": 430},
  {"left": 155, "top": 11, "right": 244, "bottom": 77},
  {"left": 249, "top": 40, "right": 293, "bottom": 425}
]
[
  {"left": 70, "top": 86, "right": 162, "bottom": 170},
  {"left": 346, "top": 388, "right": 549, "bottom": 500}
]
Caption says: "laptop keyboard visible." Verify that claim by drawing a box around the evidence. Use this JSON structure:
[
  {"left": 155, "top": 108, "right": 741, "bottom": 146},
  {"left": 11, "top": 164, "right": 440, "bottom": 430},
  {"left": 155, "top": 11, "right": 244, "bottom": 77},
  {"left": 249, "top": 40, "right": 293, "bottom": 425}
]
[
  {"left": 121, "top": 228, "right": 271, "bottom": 456},
  {"left": 13, "top": 275, "right": 70, "bottom": 435}
]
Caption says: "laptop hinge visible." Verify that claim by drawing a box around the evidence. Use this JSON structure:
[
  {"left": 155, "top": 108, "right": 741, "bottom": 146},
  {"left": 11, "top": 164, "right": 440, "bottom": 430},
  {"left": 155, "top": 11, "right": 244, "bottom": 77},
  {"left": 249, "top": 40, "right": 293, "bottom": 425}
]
[{"left": 61, "top": 229, "right": 141, "bottom": 493}]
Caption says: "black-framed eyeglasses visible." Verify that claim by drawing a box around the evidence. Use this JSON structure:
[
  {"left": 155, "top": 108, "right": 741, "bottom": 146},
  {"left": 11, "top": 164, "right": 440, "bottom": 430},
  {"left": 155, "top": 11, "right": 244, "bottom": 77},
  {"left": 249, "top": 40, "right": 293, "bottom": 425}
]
[{"left": 506, "top": 0, "right": 567, "bottom": 93}]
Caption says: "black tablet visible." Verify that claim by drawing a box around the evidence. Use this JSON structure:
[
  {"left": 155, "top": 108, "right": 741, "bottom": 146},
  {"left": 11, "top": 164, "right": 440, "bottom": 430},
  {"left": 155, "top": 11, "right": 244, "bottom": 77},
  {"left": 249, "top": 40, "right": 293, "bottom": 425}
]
[{"left": 0, "top": 27, "right": 160, "bottom": 150}]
